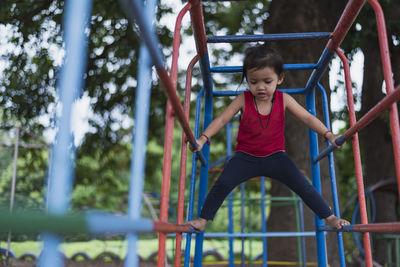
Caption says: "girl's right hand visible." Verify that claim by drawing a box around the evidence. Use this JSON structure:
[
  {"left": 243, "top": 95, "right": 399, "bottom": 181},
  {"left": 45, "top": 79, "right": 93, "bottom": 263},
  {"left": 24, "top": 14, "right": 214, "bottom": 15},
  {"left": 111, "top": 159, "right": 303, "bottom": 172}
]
[{"left": 189, "top": 138, "right": 205, "bottom": 152}]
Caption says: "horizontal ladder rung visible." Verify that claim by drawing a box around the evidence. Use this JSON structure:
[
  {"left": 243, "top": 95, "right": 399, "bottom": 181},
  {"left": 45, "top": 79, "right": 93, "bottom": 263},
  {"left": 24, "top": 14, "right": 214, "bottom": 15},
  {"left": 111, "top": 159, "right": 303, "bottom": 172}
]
[
  {"left": 213, "top": 88, "right": 308, "bottom": 97},
  {"left": 207, "top": 32, "right": 331, "bottom": 43},
  {"left": 210, "top": 64, "right": 318, "bottom": 73}
]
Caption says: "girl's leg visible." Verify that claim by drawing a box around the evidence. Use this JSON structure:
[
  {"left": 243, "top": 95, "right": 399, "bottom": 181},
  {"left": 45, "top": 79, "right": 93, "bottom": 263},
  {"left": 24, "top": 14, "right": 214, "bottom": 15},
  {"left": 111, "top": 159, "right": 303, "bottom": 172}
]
[
  {"left": 186, "top": 152, "right": 261, "bottom": 231},
  {"left": 265, "top": 152, "right": 349, "bottom": 229},
  {"left": 199, "top": 153, "right": 260, "bottom": 220}
]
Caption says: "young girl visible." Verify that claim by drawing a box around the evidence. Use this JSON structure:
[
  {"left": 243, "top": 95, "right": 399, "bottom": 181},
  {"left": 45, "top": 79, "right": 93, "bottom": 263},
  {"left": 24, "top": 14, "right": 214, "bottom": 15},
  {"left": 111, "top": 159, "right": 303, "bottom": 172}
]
[{"left": 187, "top": 44, "right": 349, "bottom": 231}]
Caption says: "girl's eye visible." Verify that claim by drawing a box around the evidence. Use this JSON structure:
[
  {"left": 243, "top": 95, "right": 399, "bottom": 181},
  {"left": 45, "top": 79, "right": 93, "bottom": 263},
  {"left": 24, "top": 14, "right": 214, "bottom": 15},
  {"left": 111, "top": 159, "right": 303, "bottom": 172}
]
[{"left": 264, "top": 80, "right": 272, "bottom": 84}]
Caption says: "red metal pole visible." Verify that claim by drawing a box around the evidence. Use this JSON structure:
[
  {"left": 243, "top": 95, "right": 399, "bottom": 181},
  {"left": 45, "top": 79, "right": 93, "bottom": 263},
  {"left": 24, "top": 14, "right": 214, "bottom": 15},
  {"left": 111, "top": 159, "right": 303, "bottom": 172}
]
[
  {"left": 174, "top": 55, "right": 199, "bottom": 267},
  {"left": 337, "top": 49, "right": 373, "bottom": 267},
  {"left": 352, "top": 222, "right": 400, "bottom": 234},
  {"left": 188, "top": 0, "right": 208, "bottom": 57},
  {"left": 368, "top": 0, "right": 400, "bottom": 201},
  {"left": 157, "top": 4, "right": 191, "bottom": 266},
  {"left": 158, "top": 5, "right": 196, "bottom": 266},
  {"left": 172, "top": 4, "right": 195, "bottom": 266},
  {"left": 157, "top": 84, "right": 175, "bottom": 267},
  {"left": 341, "top": 84, "right": 400, "bottom": 140},
  {"left": 154, "top": 221, "right": 193, "bottom": 233},
  {"left": 327, "top": 0, "right": 366, "bottom": 51},
  {"left": 170, "top": 3, "right": 191, "bottom": 87}
]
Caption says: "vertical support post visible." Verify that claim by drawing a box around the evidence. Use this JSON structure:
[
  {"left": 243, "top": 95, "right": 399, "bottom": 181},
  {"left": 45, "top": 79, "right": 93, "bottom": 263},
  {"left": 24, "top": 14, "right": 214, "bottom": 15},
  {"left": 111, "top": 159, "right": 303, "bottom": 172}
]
[
  {"left": 240, "top": 183, "right": 245, "bottom": 267},
  {"left": 125, "top": 0, "right": 157, "bottom": 266},
  {"left": 305, "top": 88, "right": 328, "bottom": 266},
  {"left": 368, "top": 0, "right": 400, "bottom": 201},
  {"left": 184, "top": 88, "right": 204, "bottom": 267},
  {"left": 260, "top": 176, "right": 268, "bottom": 267},
  {"left": 39, "top": 0, "right": 92, "bottom": 266},
  {"left": 336, "top": 49, "right": 373, "bottom": 266},
  {"left": 193, "top": 80, "right": 213, "bottom": 267},
  {"left": 6, "top": 126, "right": 20, "bottom": 262},
  {"left": 189, "top": 1, "right": 214, "bottom": 266},
  {"left": 317, "top": 83, "right": 346, "bottom": 267},
  {"left": 175, "top": 55, "right": 199, "bottom": 267},
  {"left": 298, "top": 199, "right": 307, "bottom": 266},
  {"left": 226, "top": 122, "right": 235, "bottom": 267}
]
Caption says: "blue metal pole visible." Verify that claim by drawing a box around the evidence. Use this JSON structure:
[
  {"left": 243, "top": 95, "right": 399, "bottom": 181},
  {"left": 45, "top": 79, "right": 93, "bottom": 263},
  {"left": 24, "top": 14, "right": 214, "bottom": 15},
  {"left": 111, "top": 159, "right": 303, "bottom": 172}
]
[
  {"left": 184, "top": 88, "right": 205, "bottom": 267},
  {"left": 119, "top": 0, "right": 165, "bottom": 69},
  {"left": 226, "top": 123, "right": 234, "bottom": 267},
  {"left": 194, "top": 54, "right": 214, "bottom": 267},
  {"left": 207, "top": 32, "right": 331, "bottom": 43},
  {"left": 305, "top": 88, "right": 328, "bottom": 266},
  {"left": 240, "top": 183, "right": 245, "bottom": 267},
  {"left": 213, "top": 88, "right": 307, "bottom": 97},
  {"left": 39, "top": 1, "right": 93, "bottom": 266},
  {"left": 305, "top": 48, "right": 335, "bottom": 94},
  {"left": 125, "top": 0, "right": 157, "bottom": 265},
  {"left": 210, "top": 64, "right": 318, "bottom": 73},
  {"left": 260, "top": 176, "right": 268, "bottom": 267},
  {"left": 298, "top": 200, "right": 307, "bottom": 266},
  {"left": 203, "top": 232, "right": 316, "bottom": 238},
  {"left": 317, "top": 83, "right": 346, "bottom": 267}
]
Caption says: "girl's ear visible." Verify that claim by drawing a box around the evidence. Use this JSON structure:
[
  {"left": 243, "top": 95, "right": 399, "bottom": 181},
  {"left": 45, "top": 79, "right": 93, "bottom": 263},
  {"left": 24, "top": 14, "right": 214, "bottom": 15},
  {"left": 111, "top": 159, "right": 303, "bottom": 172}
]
[{"left": 277, "top": 73, "right": 285, "bottom": 85}]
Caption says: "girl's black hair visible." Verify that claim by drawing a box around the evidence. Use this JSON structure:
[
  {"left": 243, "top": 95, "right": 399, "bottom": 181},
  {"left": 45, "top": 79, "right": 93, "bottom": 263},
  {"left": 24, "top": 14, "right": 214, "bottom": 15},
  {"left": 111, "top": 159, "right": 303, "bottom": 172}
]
[{"left": 241, "top": 44, "right": 284, "bottom": 83}]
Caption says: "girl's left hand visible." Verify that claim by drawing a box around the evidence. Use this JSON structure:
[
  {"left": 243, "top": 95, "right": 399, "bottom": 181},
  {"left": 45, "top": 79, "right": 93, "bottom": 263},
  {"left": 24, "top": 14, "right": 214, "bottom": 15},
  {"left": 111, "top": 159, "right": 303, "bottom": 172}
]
[{"left": 328, "top": 134, "right": 345, "bottom": 148}]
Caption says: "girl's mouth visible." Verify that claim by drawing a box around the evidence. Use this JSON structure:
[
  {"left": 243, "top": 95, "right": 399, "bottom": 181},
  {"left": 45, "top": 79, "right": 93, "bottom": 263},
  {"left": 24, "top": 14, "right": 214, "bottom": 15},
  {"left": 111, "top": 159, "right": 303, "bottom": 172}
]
[{"left": 257, "top": 92, "right": 267, "bottom": 97}]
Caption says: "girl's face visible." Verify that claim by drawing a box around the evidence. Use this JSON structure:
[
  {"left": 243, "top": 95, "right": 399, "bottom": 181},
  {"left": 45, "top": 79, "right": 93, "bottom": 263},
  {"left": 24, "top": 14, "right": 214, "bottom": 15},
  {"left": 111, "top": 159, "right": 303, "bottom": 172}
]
[{"left": 246, "top": 66, "right": 284, "bottom": 101}]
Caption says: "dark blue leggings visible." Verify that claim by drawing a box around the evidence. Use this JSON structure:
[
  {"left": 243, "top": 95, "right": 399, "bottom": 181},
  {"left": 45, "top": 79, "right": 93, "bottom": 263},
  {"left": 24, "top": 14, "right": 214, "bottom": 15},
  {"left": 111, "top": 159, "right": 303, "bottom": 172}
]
[{"left": 199, "top": 151, "right": 333, "bottom": 220}]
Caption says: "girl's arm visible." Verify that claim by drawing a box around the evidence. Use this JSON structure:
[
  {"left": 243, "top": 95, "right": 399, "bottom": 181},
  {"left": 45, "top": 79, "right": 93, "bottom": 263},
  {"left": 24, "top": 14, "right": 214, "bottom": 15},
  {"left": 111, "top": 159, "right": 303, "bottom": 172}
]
[
  {"left": 284, "top": 93, "right": 341, "bottom": 147},
  {"left": 192, "top": 94, "right": 244, "bottom": 152}
]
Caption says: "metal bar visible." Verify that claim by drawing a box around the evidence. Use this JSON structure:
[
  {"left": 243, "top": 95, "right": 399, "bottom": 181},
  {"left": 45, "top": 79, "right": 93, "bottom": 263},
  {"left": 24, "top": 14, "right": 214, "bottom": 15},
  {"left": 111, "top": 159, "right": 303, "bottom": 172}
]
[
  {"left": 155, "top": 69, "right": 206, "bottom": 166},
  {"left": 203, "top": 232, "right": 316, "bottom": 238},
  {"left": 305, "top": 48, "right": 335, "bottom": 94},
  {"left": 0, "top": 212, "right": 198, "bottom": 234},
  {"left": 298, "top": 198, "right": 307, "bottom": 266},
  {"left": 260, "top": 176, "right": 268, "bottom": 267},
  {"left": 316, "top": 83, "right": 346, "bottom": 267},
  {"left": 193, "top": 61, "right": 213, "bottom": 267},
  {"left": 336, "top": 49, "right": 372, "bottom": 265},
  {"left": 6, "top": 126, "right": 20, "bottom": 261},
  {"left": 120, "top": 0, "right": 205, "bottom": 166},
  {"left": 306, "top": 88, "right": 328, "bottom": 266},
  {"left": 119, "top": 0, "right": 165, "bottom": 68},
  {"left": 207, "top": 32, "right": 331, "bottom": 43},
  {"left": 226, "top": 123, "right": 234, "bottom": 267},
  {"left": 327, "top": 0, "right": 366, "bottom": 51},
  {"left": 183, "top": 88, "right": 204, "bottom": 267},
  {"left": 188, "top": 2, "right": 214, "bottom": 265},
  {"left": 313, "top": 84, "right": 400, "bottom": 163},
  {"left": 213, "top": 88, "right": 307, "bottom": 97},
  {"left": 175, "top": 54, "right": 199, "bottom": 267},
  {"left": 40, "top": 1, "right": 93, "bottom": 266},
  {"left": 368, "top": 0, "right": 400, "bottom": 201},
  {"left": 171, "top": 5, "right": 192, "bottom": 267},
  {"left": 125, "top": 0, "right": 157, "bottom": 266},
  {"left": 240, "top": 183, "right": 245, "bottom": 267},
  {"left": 320, "top": 222, "right": 400, "bottom": 234},
  {"left": 158, "top": 89, "right": 174, "bottom": 267},
  {"left": 210, "top": 63, "right": 318, "bottom": 73},
  {"left": 0, "top": 143, "right": 48, "bottom": 149},
  {"left": 154, "top": 221, "right": 193, "bottom": 233}
]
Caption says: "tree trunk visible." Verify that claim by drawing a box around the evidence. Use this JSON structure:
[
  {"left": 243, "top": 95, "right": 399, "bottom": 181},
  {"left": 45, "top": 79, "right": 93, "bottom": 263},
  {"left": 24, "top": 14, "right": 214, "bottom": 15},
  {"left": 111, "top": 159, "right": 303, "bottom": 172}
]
[{"left": 263, "top": 0, "right": 345, "bottom": 265}]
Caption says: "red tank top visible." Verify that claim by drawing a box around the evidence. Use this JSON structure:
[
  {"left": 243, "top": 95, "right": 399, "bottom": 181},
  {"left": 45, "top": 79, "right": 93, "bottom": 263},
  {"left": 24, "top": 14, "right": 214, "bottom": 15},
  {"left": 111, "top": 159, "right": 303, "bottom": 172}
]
[{"left": 235, "top": 90, "right": 285, "bottom": 157}]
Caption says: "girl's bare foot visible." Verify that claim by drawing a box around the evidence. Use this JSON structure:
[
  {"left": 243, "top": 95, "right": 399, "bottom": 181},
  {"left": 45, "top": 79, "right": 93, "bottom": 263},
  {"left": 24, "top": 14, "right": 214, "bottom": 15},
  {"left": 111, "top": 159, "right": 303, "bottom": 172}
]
[
  {"left": 185, "top": 218, "right": 208, "bottom": 231},
  {"left": 324, "top": 215, "right": 350, "bottom": 229}
]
